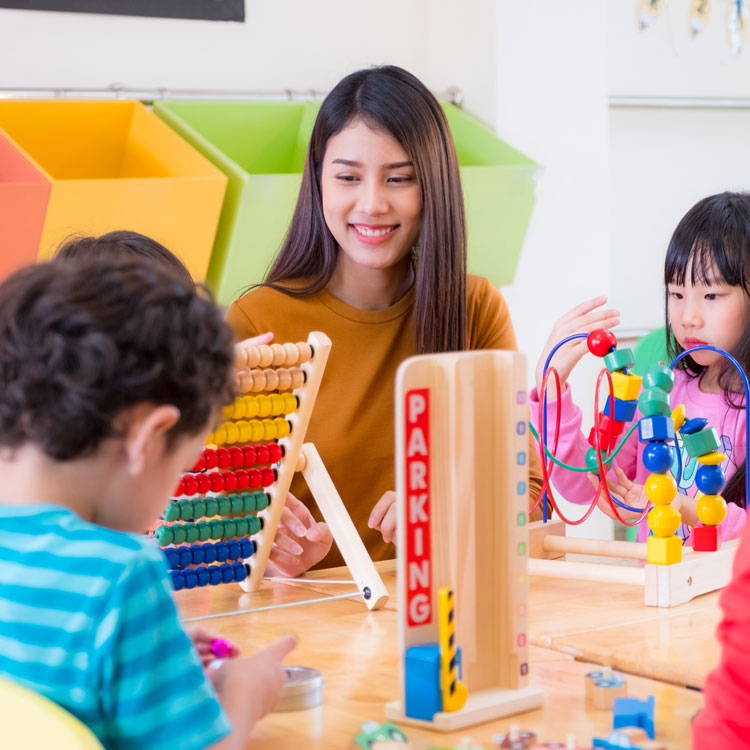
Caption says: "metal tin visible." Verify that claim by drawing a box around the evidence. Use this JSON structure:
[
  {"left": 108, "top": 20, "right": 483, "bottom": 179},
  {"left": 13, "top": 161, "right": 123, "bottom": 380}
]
[{"left": 274, "top": 666, "right": 323, "bottom": 712}]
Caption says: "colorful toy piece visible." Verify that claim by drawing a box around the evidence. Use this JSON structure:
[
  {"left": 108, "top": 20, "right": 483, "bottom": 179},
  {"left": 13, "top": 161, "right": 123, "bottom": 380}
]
[
  {"left": 210, "top": 637, "right": 234, "bottom": 659},
  {"left": 585, "top": 669, "right": 627, "bottom": 709},
  {"left": 439, "top": 588, "right": 468, "bottom": 712},
  {"left": 593, "top": 728, "right": 664, "bottom": 749},
  {"left": 354, "top": 721, "right": 410, "bottom": 750},
  {"left": 612, "top": 696, "right": 655, "bottom": 739}
]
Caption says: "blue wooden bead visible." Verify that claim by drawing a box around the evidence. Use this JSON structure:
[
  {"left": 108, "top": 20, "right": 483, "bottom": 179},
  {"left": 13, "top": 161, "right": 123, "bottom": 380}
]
[
  {"left": 681, "top": 417, "right": 709, "bottom": 435},
  {"left": 639, "top": 416, "right": 675, "bottom": 442},
  {"left": 196, "top": 568, "right": 210, "bottom": 587},
  {"left": 696, "top": 464, "right": 726, "bottom": 495},
  {"left": 184, "top": 570, "right": 198, "bottom": 589},
  {"left": 209, "top": 566, "right": 223, "bottom": 585},
  {"left": 171, "top": 571, "right": 185, "bottom": 591},
  {"left": 603, "top": 397, "right": 638, "bottom": 422},
  {"left": 642, "top": 442, "right": 674, "bottom": 474}
]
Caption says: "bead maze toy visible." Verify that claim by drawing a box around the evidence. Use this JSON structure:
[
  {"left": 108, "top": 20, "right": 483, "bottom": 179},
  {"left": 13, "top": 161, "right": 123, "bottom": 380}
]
[
  {"left": 528, "top": 328, "right": 749, "bottom": 607},
  {"left": 151, "top": 333, "right": 388, "bottom": 610},
  {"left": 386, "top": 350, "right": 544, "bottom": 731}
]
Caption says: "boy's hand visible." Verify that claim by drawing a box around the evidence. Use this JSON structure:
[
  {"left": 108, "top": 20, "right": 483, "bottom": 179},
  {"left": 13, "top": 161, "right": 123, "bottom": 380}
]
[
  {"left": 535, "top": 297, "right": 620, "bottom": 399},
  {"left": 265, "top": 493, "right": 333, "bottom": 577},
  {"left": 368, "top": 490, "right": 398, "bottom": 544},
  {"left": 587, "top": 467, "right": 648, "bottom": 521},
  {"left": 186, "top": 625, "right": 240, "bottom": 668}
]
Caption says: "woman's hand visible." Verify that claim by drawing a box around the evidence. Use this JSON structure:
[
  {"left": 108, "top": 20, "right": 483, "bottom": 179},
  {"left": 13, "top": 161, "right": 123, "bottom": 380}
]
[
  {"left": 587, "top": 467, "right": 648, "bottom": 521},
  {"left": 265, "top": 493, "right": 333, "bottom": 577},
  {"left": 535, "top": 297, "right": 620, "bottom": 400},
  {"left": 368, "top": 490, "right": 397, "bottom": 544}
]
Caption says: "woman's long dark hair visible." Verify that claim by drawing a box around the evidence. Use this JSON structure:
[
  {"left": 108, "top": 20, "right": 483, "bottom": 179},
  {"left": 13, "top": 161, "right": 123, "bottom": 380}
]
[
  {"left": 664, "top": 191, "right": 750, "bottom": 508},
  {"left": 262, "top": 65, "right": 467, "bottom": 354}
]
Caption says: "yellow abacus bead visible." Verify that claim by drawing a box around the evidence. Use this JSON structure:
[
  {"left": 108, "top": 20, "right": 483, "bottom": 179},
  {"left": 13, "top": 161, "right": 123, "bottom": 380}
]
[
  {"left": 243, "top": 396, "right": 259, "bottom": 419},
  {"left": 274, "top": 417, "right": 291, "bottom": 438},
  {"left": 250, "top": 421, "right": 265, "bottom": 442},
  {"left": 644, "top": 473, "right": 677, "bottom": 506},
  {"left": 283, "top": 342, "right": 300, "bottom": 365},
  {"left": 256, "top": 394, "right": 272, "bottom": 418},
  {"left": 260, "top": 418, "right": 275, "bottom": 440},
  {"left": 212, "top": 426, "right": 227, "bottom": 445},
  {"left": 237, "top": 421, "right": 253, "bottom": 443},
  {"left": 245, "top": 347, "right": 261, "bottom": 369},
  {"left": 269, "top": 393, "right": 285, "bottom": 415},
  {"left": 263, "top": 368, "right": 280, "bottom": 391},
  {"left": 205, "top": 431, "right": 215, "bottom": 445},
  {"left": 271, "top": 343, "right": 286, "bottom": 366},
  {"left": 283, "top": 393, "right": 298, "bottom": 414},
  {"left": 258, "top": 345, "right": 273, "bottom": 368},
  {"left": 297, "top": 342, "right": 312, "bottom": 363},
  {"left": 647, "top": 504, "right": 681, "bottom": 538},
  {"left": 696, "top": 495, "right": 727, "bottom": 526},
  {"left": 671, "top": 404, "right": 686, "bottom": 432},
  {"left": 231, "top": 399, "right": 246, "bottom": 420},
  {"left": 222, "top": 404, "right": 235, "bottom": 421},
  {"left": 697, "top": 451, "right": 727, "bottom": 466},
  {"left": 224, "top": 422, "right": 240, "bottom": 445}
]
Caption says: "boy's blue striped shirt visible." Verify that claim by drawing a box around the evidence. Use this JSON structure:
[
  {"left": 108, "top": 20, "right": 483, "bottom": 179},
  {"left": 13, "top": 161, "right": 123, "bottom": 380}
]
[{"left": 0, "top": 505, "right": 230, "bottom": 749}]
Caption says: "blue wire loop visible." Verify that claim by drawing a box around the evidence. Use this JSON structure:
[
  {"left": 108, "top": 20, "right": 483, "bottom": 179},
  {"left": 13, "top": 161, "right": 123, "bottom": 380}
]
[{"left": 539, "top": 338, "right": 750, "bottom": 523}]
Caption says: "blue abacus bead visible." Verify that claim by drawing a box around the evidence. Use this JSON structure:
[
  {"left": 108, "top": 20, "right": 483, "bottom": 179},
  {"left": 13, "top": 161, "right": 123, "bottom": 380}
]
[
  {"left": 171, "top": 571, "right": 185, "bottom": 591},
  {"left": 177, "top": 547, "right": 192, "bottom": 568},
  {"left": 203, "top": 543, "right": 217, "bottom": 564},
  {"left": 637, "top": 387, "right": 671, "bottom": 418},
  {"left": 183, "top": 570, "right": 198, "bottom": 589},
  {"left": 603, "top": 397, "right": 638, "bottom": 423},
  {"left": 221, "top": 564, "right": 235, "bottom": 584},
  {"left": 215, "top": 542, "right": 229, "bottom": 562},
  {"left": 164, "top": 549, "right": 179, "bottom": 569},
  {"left": 189, "top": 544, "right": 204, "bottom": 565},
  {"left": 208, "top": 566, "right": 223, "bottom": 585},
  {"left": 196, "top": 567, "right": 210, "bottom": 587},
  {"left": 681, "top": 417, "right": 709, "bottom": 435},
  {"left": 241, "top": 539, "right": 256, "bottom": 558},
  {"left": 227, "top": 540, "right": 241, "bottom": 560},
  {"left": 642, "top": 442, "right": 674, "bottom": 474},
  {"left": 696, "top": 464, "right": 726, "bottom": 495},
  {"left": 233, "top": 561, "right": 248, "bottom": 582}
]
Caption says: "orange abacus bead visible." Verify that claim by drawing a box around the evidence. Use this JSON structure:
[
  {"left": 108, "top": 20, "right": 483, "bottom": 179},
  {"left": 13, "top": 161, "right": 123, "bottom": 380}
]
[
  {"left": 283, "top": 342, "right": 300, "bottom": 365},
  {"left": 257, "top": 345, "right": 274, "bottom": 368},
  {"left": 251, "top": 370, "right": 267, "bottom": 392},
  {"left": 236, "top": 370, "right": 252, "bottom": 394},
  {"left": 263, "top": 368, "right": 280, "bottom": 391},
  {"left": 277, "top": 369, "right": 293, "bottom": 390},
  {"left": 290, "top": 367, "right": 305, "bottom": 388},
  {"left": 235, "top": 347, "right": 248, "bottom": 369},
  {"left": 297, "top": 342, "right": 312, "bottom": 363},
  {"left": 246, "top": 347, "right": 261, "bottom": 369},
  {"left": 271, "top": 343, "right": 286, "bottom": 366}
]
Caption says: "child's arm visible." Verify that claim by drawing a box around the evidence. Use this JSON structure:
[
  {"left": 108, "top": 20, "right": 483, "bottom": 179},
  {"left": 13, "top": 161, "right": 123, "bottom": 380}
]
[{"left": 211, "top": 634, "right": 298, "bottom": 750}]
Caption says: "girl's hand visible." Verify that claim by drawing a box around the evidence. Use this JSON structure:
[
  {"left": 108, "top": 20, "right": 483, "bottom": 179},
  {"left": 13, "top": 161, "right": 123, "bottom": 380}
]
[
  {"left": 587, "top": 467, "right": 648, "bottom": 521},
  {"left": 535, "top": 297, "right": 620, "bottom": 399},
  {"left": 266, "top": 493, "right": 333, "bottom": 577},
  {"left": 368, "top": 491, "right": 397, "bottom": 544},
  {"left": 235, "top": 332, "right": 274, "bottom": 352},
  {"left": 186, "top": 625, "right": 240, "bottom": 668}
]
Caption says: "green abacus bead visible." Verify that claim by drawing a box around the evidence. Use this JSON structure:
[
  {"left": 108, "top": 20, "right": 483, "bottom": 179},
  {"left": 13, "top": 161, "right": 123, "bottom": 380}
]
[
  {"left": 184, "top": 524, "right": 200, "bottom": 543},
  {"left": 647, "top": 504, "right": 681, "bottom": 537},
  {"left": 197, "top": 521, "right": 211, "bottom": 541},
  {"left": 171, "top": 524, "right": 187, "bottom": 544},
  {"left": 248, "top": 516, "right": 262, "bottom": 535},
  {"left": 192, "top": 499, "right": 207, "bottom": 519},
  {"left": 204, "top": 498, "right": 218, "bottom": 518},
  {"left": 638, "top": 387, "right": 671, "bottom": 418},
  {"left": 254, "top": 492, "right": 270, "bottom": 511},
  {"left": 603, "top": 348, "right": 635, "bottom": 373},
  {"left": 683, "top": 427, "right": 722, "bottom": 459},
  {"left": 163, "top": 502, "right": 180, "bottom": 522},
  {"left": 218, "top": 498, "right": 232, "bottom": 516},
  {"left": 155, "top": 525, "right": 172, "bottom": 545},
  {"left": 230, "top": 495, "right": 245, "bottom": 514},
  {"left": 585, "top": 447, "right": 606, "bottom": 472},
  {"left": 643, "top": 364, "right": 675, "bottom": 393},
  {"left": 242, "top": 493, "right": 257, "bottom": 513},
  {"left": 210, "top": 519, "right": 225, "bottom": 538},
  {"left": 234, "top": 517, "right": 249, "bottom": 536}
]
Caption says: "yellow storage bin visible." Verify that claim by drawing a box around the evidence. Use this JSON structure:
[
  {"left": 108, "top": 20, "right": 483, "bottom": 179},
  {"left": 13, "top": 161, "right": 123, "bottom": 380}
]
[{"left": 0, "top": 100, "right": 227, "bottom": 281}]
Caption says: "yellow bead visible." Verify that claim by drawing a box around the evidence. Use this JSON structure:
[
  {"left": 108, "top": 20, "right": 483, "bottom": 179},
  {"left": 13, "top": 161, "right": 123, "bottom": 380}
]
[
  {"left": 256, "top": 395, "right": 272, "bottom": 418},
  {"left": 611, "top": 371, "right": 643, "bottom": 402},
  {"left": 644, "top": 473, "right": 677, "bottom": 505},
  {"left": 696, "top": 494, "right": 727, "bottom": 525},
  {"left": 231, "top": 398, "right": 245, "bottom": 420},
  {"left": 647, "top": 535, "right": 682, "bottom": 565},
  {"left": 671, "top": 404, "right": 686, "bottom": 432},
  {"left": 222, "top": 403, "right": 235, "bottom": 421},
  {"left": 224, "top": 422, "right": 239, "bottom": 445},
  {"left": 697, "top": 451, "right": 727, "bottom": 466},
  {"left": 237, "top": 421, "right": 252, "bottom": 443},
  {"left": 283, "top": 393, "right": 298, "bottom": 414},
  {"left": 269, "top": 393, "right": 285, "bottom": 415},
  {"left": 212, "top": 426, "right": 227, "bottom": 445},
  {"left": 647, "top": 504, "right": 681, "bottom": 537},
  {"left": 275, "top": 417, "right": 291, "bottom": 438},
  {"left": 260, "top": 418, "right": 275, "bottom": 440},
  {"left": 250, "top": 421, "right": 265, "bottom": 442}
]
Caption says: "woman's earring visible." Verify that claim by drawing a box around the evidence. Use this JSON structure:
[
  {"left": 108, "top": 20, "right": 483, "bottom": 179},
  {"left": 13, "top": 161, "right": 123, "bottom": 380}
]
[{"left": 411, "top": 244, "right": 419, "bottom": 261}]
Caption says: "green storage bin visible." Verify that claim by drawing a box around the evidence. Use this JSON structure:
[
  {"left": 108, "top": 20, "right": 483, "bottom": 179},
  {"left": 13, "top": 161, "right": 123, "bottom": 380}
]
[{"left": 154, "top": 100, "right": 540, "bottom": 306}]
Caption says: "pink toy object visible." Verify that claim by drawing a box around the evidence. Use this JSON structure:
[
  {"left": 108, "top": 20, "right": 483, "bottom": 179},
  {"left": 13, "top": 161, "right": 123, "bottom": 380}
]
[{"left": 211, "top": 638, "right": 234, "bottom": 659}]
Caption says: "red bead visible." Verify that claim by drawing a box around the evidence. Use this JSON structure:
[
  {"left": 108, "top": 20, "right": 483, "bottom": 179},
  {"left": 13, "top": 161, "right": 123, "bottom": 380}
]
[
  {"left": 197, "top": 474, "right": 212, "bottom": 493},
  {"left": 174, "top": 478, "right": 186, "bottom": 496},
  {"left": 205, "top": 450, "right": 219, "bottom": 470},
  {"left": 269, "top": 443, "right": 283, "bottom": 463},
  {"left": 243, "top": 446, "right": 257, "bottom": 466},
  {"left": 215, "top": 448, "right": 230, "bottom": 468},
  {"left": 255, "top": 444, "right": 270, "bottom": 465},
  {"left": 183, "top": 475, "right": 199, "bottom": 496},
  {"left": 587, "top": 329, "right": 618, "bottom": 357},
  {"left": 247, "top": 469, "right": 262, "bottom": 489},
  {"left": 261, "top": 467, "right": 276, "bottom": 486},
  {"left": 210, "top": 473, "right": 225, "bottom": 492},
  {"left": 223, "top": 472, "right": 237, "bottom": 492},
  {"left": 596, "top": 413, "right": 626, "bottom": 436},
  {"left": 229, "top": 446, "right": 244, "bottom": 468},
  {"left": 235, "top": 470, "right": 250, "bottom": 489},
  {"left": 587, "top": 425, "right": 618, "bottom": 452},
  {"left": 191, "top": 455, "right": 205, "bottom": 473}
]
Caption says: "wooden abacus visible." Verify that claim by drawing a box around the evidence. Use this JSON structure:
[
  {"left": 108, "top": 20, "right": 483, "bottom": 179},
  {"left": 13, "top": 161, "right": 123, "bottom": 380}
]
[
  {"left": 153, "top": 332, "right": 389, "bottom": 611},
  {"left": 386, "top": 349, "right": 543, "bottom": 731}
]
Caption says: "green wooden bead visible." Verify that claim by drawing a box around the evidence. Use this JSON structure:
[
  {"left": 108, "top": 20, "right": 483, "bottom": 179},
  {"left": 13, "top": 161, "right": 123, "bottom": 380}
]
[
  {"left": 585, "top": 447, "right": 606, "bottom": 472},
  {"left": 234, "top": 517, "right": 248, "bottom": 536},
  {"left": 204, "top": 498, "right": 218, "bottom": 517},
  {"left": 155, "top": 525, "right": 172, "bottom": 545},
  {"left": 171, "top": 524, "right": 187, "bottom": 544},
  {"left": 248, "top": 516, "right": 263, "bottom": 535},
  {"left": 683, "top": 427, "right": 722, "bottom": 458},
  {"left": 197, "top": 521, "right": 211, "bottom": 541},
  {"left": 242, "top": 493, "right": 256, "bottom": 513},
  {"left": 163, "top": 502, "right": 180, "bottom": 522},
  {"left": 254, "top": 492, "right": 270, "bottom": 511},
  {"left": 230, "top": 495, "right": 245, "bottom": 514},
  {"left": 185, "top": 524, "right": 200, "bottom": 543},
  {"left": 210, "top": 519, "right": 225, "bottom": 537},
  {"left": 603, "top": 348, "right": 635, "bottom": 373},
  {"left": 218, "top": 498, "right": 232, "bottom": 516},
  {"left": 638, "top": 387, "right": 671, "bottom": 417},
  {"left": 643, "top": 363, "right": 675, "bottom": 393},
  {"left": 192, "top": 499, "right": 207, "bottom": 519}
]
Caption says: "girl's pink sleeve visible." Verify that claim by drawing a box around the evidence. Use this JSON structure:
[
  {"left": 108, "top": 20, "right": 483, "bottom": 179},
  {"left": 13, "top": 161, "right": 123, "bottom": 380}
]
[
  {"left": 718, "top": 502, "right": 746, "bottom": 543},
  {"left": 528, "top": 385, "right": 639, "bottom": 506}
]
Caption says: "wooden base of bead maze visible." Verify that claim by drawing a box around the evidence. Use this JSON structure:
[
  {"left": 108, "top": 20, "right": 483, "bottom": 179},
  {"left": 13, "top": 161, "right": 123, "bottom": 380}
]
[{"left": 527, "top": 519, "right": 738, "bottom": 607}]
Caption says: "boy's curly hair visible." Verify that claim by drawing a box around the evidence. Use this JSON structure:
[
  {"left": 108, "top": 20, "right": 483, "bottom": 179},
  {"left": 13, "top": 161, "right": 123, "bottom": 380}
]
[{"left": 0, "top": 257, "right": 235, "bottom": 461}]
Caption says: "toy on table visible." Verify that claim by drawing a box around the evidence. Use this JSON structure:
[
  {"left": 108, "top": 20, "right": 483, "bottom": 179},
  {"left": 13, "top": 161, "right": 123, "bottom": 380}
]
[
  {"left": 612, "top": 696, "right": 654, "bottom": 740},
  {"left": 584, "top": 669, "right": 627, "bottom": 710},
  {"left": 149, "top": 333, "right": 388, "bottom": 611},
  {"left": 210, "top": 637, "right": 234, "bottom": 659},
  {"left": 387, "top": 350, "right": 543, "bottom": 731},
  {"left": 528, "top": 328, "right": 749, "bottom": 607},
  {"left": 592, "top": 727, "right": 664, "bottom": 749},
  {"left": 493, "top": 726, "right": 590, "bottom": 749}
]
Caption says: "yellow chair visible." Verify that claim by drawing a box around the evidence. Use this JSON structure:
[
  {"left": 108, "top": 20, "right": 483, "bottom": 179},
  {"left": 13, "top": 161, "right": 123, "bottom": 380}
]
[{"left": 0, "top": 677, "right": 104, "bottom": 749}]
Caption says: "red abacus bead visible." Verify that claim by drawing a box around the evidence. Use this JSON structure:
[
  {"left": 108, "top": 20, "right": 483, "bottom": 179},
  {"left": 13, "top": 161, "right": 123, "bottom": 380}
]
[
  {"left": 261, "top": 467, "right": 276, "bottom": 486},
  {"left": 183, "top": 475, "right": 199, "bottom": 496},
  {"left": 191, "top": 455, "right": 206, "bottom": 473},
  {"left": 243, "top": 446, "right": 257, "bottom": 466},
  {"left": 197, "top": 474, "right": 212, "bottom": 493},
  {"left": 235, "top": 469, "right": 250, "bottom": 489},
  {"left": 210, "top": 473, "right": 225, "bottom": 492},
  {"left": 223, "top": 472, "right": 238, "bottom": 492},
  {"left": 217, "top": 448, "right": 232, "bottom": 468},
  {"left": 174, "top": 478, "right": 186, "bottom": 496},
  {"left": 247, "top": 469, "right": 262, "bottom": 489},
  {"left": 587, "top": 328, "right": 618, "bottom": 358},
  {"left": 205, "top": 450, "right": 219, "bottom": 470},
  {"left": 227, "top": 446, "right": 243, "bottom": 468},
  {"left": 269, "top": 443, "right": 283, "bottom": 463},
  {"left": 255, "top": 444, "right": 270, "bottom": 465}
]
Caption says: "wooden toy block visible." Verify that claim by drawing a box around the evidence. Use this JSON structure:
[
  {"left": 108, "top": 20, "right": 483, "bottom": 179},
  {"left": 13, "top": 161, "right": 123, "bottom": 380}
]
[
  {"left": 603, "top": 348, "right": 635, "bottom": 372},
  {"left": 585, "top": 669, "right": 627, "bottom": 709},
  {"left": 603, "top": 397, "right": 638, "bottom": 422},
  {"left": 638, "top": 416, "right": 674, "bottom": 442},
  {"left": 637, "top": 388, "right": 671, "bottom": 418},
  {"left": 692, "top": 524, "right": 720, "bottom": 551},
  {"left": 613, "top": 696, "right": 655, "bottom": 739},
  {"left": 683, "top": 427, "right": 721, "bottom": 458},
  {"left": 587, "top": 425, "right": 619, "bottom": 452},
  {"left": 646, "top": 535, "right": 682, "bottom": 565},
  {"left": 611, "top": 371, "right": 642, "bottom": 402},
  {"left": 528, "top": 519, "right": 567, "bottom": 559}
]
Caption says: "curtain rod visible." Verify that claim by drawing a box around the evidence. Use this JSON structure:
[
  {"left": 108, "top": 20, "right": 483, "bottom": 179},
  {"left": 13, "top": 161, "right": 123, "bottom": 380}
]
[
  {"left": 0, "top": 84, "right": 465, "bottom": 106},
  {"left": 609, "top": 95, "right": 750, "bottom": 110}
]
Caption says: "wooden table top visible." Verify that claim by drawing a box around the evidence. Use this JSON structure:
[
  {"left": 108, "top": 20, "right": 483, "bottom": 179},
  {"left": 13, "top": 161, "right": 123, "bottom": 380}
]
[{"left": 175, "top": 566, "right": 704, "bottom": 749}]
